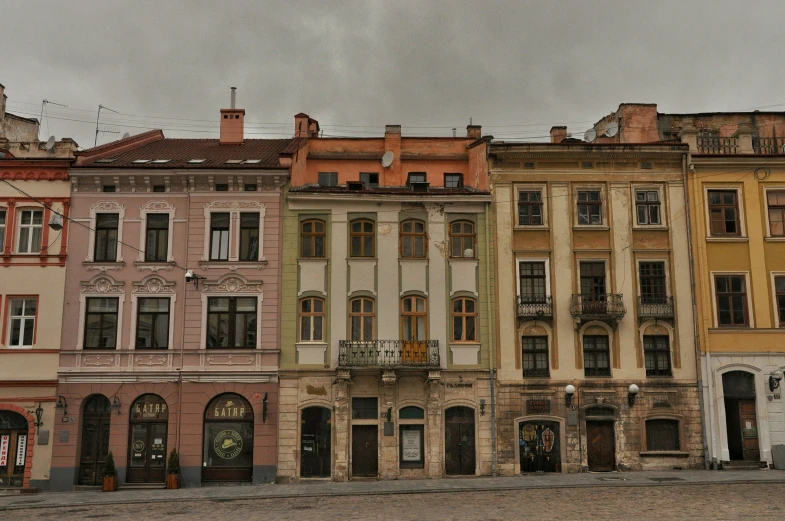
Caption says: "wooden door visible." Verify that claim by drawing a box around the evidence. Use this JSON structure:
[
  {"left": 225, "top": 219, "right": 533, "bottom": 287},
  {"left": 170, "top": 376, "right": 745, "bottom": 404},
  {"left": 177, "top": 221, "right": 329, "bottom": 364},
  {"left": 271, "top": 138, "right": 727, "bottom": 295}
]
[
  {"left": 401, "top": 296, "right": 427, "bottom": 363},
  {"left": 78, "top": 414, "right": 111, "bottom": 485},
  {"left": 0, "top": 431, "right": 26, "bottom": 488},
  {"left": 301, "top": 407, "right": 331, "bottom": 478},
  {"left": 351, "top": 425, "right": 378, "bottom": 477},
  {"left": 586, "top": 421, "right": 615, "bottom": 472},
  {"left": 445, "top": 407, "right": 476, "bottom": 475},
  {"left": 127, "top": 422, "right": 167, "bottom": 483},
  {"left": 739, "top": 399, "right": 760, "bottom": 461}
]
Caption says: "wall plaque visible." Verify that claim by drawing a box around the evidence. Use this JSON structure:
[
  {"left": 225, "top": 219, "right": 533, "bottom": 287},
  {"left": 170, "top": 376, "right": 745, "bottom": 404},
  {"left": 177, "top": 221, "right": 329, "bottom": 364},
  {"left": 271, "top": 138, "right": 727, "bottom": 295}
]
[
  {"left": 384, "top": 422, "right": 394, "bottom": 436},
  {"left": 59, "top": 430, "right": 69, "bottom": 443},
  {"left": 526, "top": 399, "right": 551, "bottom": 415},
  {"left": 38, "top": 430, "right": 50, "bottom": 445}
]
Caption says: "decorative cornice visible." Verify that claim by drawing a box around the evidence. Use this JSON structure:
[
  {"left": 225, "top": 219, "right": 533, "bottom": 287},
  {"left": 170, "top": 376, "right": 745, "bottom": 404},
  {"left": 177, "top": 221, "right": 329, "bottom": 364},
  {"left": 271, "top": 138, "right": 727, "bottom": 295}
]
[
  {"left": 0, "top": 171, "right": 69, "bottom": 181},
  {"left": 133, "top": 275, "right": 175, "bottom": 294},
  {"left": 203, "top": 274, "right": 262, "bottom": 294},
  {"left": 89, "top": 200, "right": 126, "bottom": 212},
  {"left": 203, "top": 201, "right": 266, "bottom": 210},
  {"left": 139, "top": 200, "right": 175, "bottom": 212},
  {"left": 81, "top": 274, "right": 125, "bottom": 294}
]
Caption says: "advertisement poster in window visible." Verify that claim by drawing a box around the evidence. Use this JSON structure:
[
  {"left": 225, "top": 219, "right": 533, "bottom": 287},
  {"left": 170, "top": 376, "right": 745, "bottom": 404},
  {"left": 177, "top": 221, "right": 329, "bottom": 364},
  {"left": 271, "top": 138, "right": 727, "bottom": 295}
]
[
  {"left": 15, "top": 435, "right": 26, "bottom": 466},
  {"left": 401, "top": 429, "right": 421, "bottom": 461},
  {"left": 0, "top": 435, "right": 8, "bottom": 466}
]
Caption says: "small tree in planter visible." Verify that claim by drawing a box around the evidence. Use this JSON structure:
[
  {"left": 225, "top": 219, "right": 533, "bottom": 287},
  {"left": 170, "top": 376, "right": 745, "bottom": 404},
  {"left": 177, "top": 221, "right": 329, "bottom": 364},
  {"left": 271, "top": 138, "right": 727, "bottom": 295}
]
[
  {"left": 166, "top": 448, "right": 181, "bottom": 489},
  {"left": 103, "top": 451, "right": 117, "bottom": 492}
]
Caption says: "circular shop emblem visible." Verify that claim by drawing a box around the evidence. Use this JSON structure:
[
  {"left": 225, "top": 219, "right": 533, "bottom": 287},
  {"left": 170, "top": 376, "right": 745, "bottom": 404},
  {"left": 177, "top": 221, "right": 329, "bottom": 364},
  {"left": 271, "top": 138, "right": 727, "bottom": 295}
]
[
  {"left": 214, "top": 430, "right": 243, "bottom": 459},
  {"left": 133, "top": 440, "right": 145, "bottom": 452}
]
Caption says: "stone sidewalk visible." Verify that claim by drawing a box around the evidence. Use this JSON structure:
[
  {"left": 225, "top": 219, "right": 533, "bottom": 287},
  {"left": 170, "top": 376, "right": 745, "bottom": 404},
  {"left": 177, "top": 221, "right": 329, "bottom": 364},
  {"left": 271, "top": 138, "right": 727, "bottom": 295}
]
[{"left": 1, "top": 469, "right": 783, "bottom": 511}]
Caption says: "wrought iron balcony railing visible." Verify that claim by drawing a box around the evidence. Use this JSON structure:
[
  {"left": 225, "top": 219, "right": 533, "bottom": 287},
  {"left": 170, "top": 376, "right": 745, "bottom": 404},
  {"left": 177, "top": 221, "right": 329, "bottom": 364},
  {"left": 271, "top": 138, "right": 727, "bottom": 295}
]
[
  {"left": 696, "top": 136, "right": 738, "bottom": 154},
  {"left": 753, "top": 136, "right": 785, "bottom": 155},
  {"left": 637, "top": 295, "right": 674, "bottom": 319},
  {"left": 570, "top": 293, "right": 626, "bottom": 321},
  {"left": 338, "top": 340, "right": 440, "bottom": 368},
  {"left": 517, "top": 295, "right": 553, "bottom": 319}
]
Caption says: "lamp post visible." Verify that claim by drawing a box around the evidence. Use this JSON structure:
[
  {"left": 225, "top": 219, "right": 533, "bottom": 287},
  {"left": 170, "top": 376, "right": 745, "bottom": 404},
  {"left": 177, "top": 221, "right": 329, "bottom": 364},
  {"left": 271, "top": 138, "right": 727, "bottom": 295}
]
[
  {"left": 565, "top": 384, "right": 576, "bottom": 408},
  {"left": 628, "top": 384, "right": 640, "bottom": 407}
]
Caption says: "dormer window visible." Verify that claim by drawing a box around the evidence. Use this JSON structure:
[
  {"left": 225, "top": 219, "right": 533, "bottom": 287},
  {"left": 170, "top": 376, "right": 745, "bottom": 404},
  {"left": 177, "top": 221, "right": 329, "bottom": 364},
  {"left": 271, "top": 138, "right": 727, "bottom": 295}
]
[
  {"left": 360, "top": 173, "right": 379, "bottom": 187},
  {"left": 407, "top": 173, "right": 426, "bottom": 185}
]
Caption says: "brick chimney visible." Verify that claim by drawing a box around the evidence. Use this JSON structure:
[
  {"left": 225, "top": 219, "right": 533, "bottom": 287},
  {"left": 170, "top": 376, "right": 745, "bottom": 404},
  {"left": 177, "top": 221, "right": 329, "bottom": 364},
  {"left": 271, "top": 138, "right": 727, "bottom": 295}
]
[
  {"left": 550, "top": 126, "right": 568, "bottom": 143},
  {"left": 466, "top": 125, "right": 482, "bottom": 139},
  {"left": 294, "top": 113, "right": 320, "bottom": 138},
  {"left": 384, "top": 125, "right": 402, "bottom": 185},
  {"left": 219, "top": 87, "right": 245, "bottom": 145}
]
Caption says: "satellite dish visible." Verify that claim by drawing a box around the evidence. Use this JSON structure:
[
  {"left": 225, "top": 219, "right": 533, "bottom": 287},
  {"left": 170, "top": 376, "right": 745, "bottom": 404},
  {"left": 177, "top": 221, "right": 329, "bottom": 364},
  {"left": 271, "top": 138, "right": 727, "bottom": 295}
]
[
  {"left": 43, "top": 136, "right": 56, "bottom": 151},
  {"left": 584, "top": 129, "right": 597, "bottom": 142},
  {"left": 605, "top": 122, "right": 619, "bottom": 137},
  {"left": 381, "top": 151, "right": 394, "bottom": 168},
  {"left": 122, "top": 132, "right": 131, "bottom": 140}
]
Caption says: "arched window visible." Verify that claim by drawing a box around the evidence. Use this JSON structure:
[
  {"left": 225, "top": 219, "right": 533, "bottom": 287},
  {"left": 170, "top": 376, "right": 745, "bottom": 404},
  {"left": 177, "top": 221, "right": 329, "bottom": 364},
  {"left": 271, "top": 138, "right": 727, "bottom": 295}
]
[
  {"left": 203, "top": 394, "right": 253, "bottom": 482},
  {"left": 451, "top": 297, "right": 477, "bottom": 342},
  {"left": 0, "top": 410, "right": 29, "bottom": 488},
  {"left": 301, "top": 219, "right": 325, "bottom": 258},
  {"left": 400, "top": 219, "right": 426, "bottom": 258},
  {"left": 349, "top": 297, "right": 375, "bottom": 341},
  {"left": 349, "top": 219, "right": 375, "bottom": 257},
  {"left": 299, "top": 297, "right": 325, "bottom": 342},
  {"left": 449, "top": 221, "right": 475, "bottom": 258}
]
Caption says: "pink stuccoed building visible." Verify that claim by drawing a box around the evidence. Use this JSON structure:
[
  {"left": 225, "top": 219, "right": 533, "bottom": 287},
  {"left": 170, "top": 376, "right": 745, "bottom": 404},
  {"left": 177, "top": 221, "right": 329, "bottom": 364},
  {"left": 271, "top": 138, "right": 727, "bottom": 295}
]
[{"left": 50, "top": 90, "right": 312, "bottom": 490}]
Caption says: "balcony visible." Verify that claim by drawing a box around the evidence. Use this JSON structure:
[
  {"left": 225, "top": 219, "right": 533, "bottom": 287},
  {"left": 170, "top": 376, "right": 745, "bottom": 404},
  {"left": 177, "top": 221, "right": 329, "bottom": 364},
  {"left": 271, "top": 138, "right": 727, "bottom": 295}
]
[
  {"left": 753, "top": 136, "right": 785, "bottom": 155},
  {"left": 637, "top": 295, "right": 674, "bottom": 320},
  {"left": 570, "top": 293, "right": 626, "bottom": 326},
  {"left": 517, "top": 296, "right": 553, "bottom": 319},
  {"left": 696, "top": 136, "right": 738, "bottom": 154},
  {"left": 338, "top": 340, "right": 440, "bottom": 368}
]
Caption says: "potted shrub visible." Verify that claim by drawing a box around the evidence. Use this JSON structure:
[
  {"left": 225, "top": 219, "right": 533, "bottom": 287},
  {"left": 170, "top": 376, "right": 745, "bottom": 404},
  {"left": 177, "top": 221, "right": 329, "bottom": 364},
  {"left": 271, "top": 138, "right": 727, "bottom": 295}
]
[
  {"left": 102, "top": 451, "right": 117, "bottom": 492},
  {"left": 166, "top": 448, "right": 180, "bottom": 489}
]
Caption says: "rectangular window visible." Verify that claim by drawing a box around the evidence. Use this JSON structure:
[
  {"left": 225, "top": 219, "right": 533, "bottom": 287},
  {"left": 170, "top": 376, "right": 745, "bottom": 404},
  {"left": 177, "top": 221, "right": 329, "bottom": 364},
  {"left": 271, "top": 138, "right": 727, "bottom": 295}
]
[
  {"left": 102, "top": 185, "right": 116, "bottom": 193},
  {"left": 8, "top": 298, "right": 36, "bottom": 347},
  {"left": 350, "top": 219, "right": 375, "bottom": 257},
  {"left": 400, "top": 220, "right": 426, "bottom": 258},
  {"left": 518, "top": 191, "right": 543, "bottom": 226},
  {"left": 708, "top": 190, "right": 740, "bottom": 236},
  {"left": 299, "top": 298, "right": 324, "bottom": 342},
  {"left": 300, "top": 219, "right": 325, "bottom": 258},
  {"left": 444, "top": 174, "right": 464, "bottom": 188},
  {"left": 144, "top": 214, "right": 169, "bottom": 262},
  {"left": 93, "top": 213, "right": 118, "bottom": 261},
  {"left": 349, "top": 297, "right": 375, "bottom": 341},
  {"left": 401, "top": 296, "right": 427, "bottom": 341},
  {"left": 636, "top": 190, "right": 661, "bottom": 225},
  {"left": 244, "top": 184, "right": 257, "bottom": 192},
  {"left": 351, "top": 397, "right": 378, "bottom": 419},
  {"left": 318, "top": 172, "right": 338, "bottom": 187},
  {"left": 583, "top": 335, "right": 610, "bottom": 377},
  {"left": 0, "top": 209, "right": 5, "bottom": 252},
  {"left": 452, "top": 298, "right": 477, "bottom": 342},
  {"left": 136, "top": 297, "right": 170, "bottom": 349},
  {"left": 521, "top": 336, "right": 549, "bottom": 377},
  {"left": 152, "top": 185, "right": 166, "bottom": 193},
  {"left": 360, "top": 173, "right": 379, "bottom": 188},
  {"left": 399, "top": 424, "right": 425, "bottom": 469},
  {"left": 215, "top": 184, "right": 229, "bottom": 192},
  {"left": 580, "top": 262, "right": 606, "bottom": 303},
  {"left": 239, "top": 213, "right": 260, "bottom": 261},
  {"left": 17, "top": 209, "right": 43, "bottom": 254},
  {"left": 646, "top": 419, "right": 680, "bottom": 451},
  {"left": 715, "top": 275, "right": 748, "bottom": 326},
  {"left": 207, "top": 297, "right": 257, "bottom": 348},
  {"left": 577, "top": 190, "right": 602, "bottom": 225},
  {"left": 519, "top": 262, "right": 546, "bottom": 303},
  {"left": 449, "top": 221, "right": 475, "bottom": 258},
  {"left": 639, "top": 262, "right": 666, "bottom": 303},
  {"left": 767, "top": 191, "right": 785, "bottom": 236},
  {"left": 643, "top": 335, "right": 671, "bottom": 376},
  {"left": 776, "top": 276, "right": 785, "bottom": 327},
  {"left": 407, "top": 172, "right": 426, "bottom": 185},
  {"left": 84, "top": 297, "right": 119, "bottom": 349},
  {"left": 209, "top": 212, "right": 230, "bottom": 261}
]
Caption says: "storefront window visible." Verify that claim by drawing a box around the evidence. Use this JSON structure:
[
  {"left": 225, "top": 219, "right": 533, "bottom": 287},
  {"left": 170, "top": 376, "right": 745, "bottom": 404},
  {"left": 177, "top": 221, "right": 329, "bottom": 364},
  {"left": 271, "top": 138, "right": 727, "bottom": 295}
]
[{"left": 203, "top": 394, "right": 253, "bottom": 482}]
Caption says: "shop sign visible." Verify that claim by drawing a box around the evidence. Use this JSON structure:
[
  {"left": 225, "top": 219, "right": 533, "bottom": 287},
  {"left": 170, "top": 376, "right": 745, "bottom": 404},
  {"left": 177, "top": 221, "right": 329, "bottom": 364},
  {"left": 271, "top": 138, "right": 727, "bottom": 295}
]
[
  {"left": 15, "top": 435, "right": 26, "bottom": 466},
  {"left": 207, "top": 396, "right": 251, "bottom": 420},
  {"left": 446, "top": 383, "right": 473, "bottom": 388},
  {"left": 526, "top": 399, "right": 551, "bottom": 415},
  {"left": 133, "top": 401, "right": 167, "bottom": 420},
  {"left": 0, "top": 435, "right": 8, "bottom": 466},
  {"left": 401, "top": 429, "right": 421, "bottom": 461},
  {"left": 214, "top": 430, "right": 243, "bottom": 459}
]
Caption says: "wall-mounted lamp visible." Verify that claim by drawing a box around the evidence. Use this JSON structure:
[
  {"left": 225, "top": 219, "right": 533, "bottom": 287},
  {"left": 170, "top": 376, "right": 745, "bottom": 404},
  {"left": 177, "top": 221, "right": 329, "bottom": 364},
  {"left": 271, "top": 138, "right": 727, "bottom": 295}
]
[
  {"left": 628, "top": 384, "right": 640, "bottom": 407},
  {"left": 34, "top": 403, "right": 44, "bottom": 434},
  {"left": 111, "top": 396, "right": 122, "bottom": 416},
  {"left": 262, "top": 392, "right": 269, "bottom": 423},
  {"left": 48, "top": 213, "right": 64, "bottom": 231},
  {"left": 770, "top": 370, "right": 784, "bottom": 393},
  {"left": 479, "top": 399, "right": 486, "bottom": 416},
  {"left": 565, "top": 384, "right": 576, "bottom": 408},
  {"left": 55, "top": 395, "right": 68, "bottom": 416}
]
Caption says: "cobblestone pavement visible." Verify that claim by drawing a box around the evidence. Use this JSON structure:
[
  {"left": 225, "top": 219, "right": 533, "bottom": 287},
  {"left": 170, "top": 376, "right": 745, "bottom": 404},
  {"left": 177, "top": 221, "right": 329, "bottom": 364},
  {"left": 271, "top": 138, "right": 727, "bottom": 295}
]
[{"left": 10, "top": 483, "right": 785, "bottom": 520}]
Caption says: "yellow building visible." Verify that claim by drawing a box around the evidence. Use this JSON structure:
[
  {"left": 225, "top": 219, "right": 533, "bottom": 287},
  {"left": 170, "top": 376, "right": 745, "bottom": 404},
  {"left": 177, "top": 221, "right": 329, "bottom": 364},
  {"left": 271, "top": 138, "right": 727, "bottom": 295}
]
[{"left": 489, "top": 133, "right": 703, "bottom": 474}]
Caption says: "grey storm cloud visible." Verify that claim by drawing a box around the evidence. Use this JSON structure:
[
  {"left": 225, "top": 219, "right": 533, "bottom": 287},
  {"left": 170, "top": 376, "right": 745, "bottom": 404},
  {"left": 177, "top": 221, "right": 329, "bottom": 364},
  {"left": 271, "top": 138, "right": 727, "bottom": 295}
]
[{"left": 2, "top": 0, "right": 784, "bottom": 148}]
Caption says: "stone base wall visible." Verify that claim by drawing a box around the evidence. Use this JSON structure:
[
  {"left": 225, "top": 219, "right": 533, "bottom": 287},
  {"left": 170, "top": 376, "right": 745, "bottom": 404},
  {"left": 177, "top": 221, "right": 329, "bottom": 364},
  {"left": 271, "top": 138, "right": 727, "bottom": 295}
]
[{"left": 496, "top": 380, "right": 704, "bottom": 475}]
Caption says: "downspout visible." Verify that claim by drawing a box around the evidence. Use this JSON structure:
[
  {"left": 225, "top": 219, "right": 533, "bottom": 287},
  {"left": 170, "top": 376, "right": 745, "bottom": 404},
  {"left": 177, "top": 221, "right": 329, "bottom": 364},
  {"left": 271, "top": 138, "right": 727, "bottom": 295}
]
[
  {"left": 484, "top": 149, "right": 498, "bottom": 477},
  {"left": 682, "top": 153, "right": 711, "bottom": 470},
  {"left": 177, "top": 192, "right": 190, "bottom": 458}
]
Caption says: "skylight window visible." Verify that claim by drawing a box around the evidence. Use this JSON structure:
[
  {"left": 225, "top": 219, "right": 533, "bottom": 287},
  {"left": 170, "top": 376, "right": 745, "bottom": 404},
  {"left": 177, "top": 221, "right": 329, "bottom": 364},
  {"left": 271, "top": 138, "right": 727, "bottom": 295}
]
[
  {"left": 225, "top": 159, "right": 243, "bottom": 164},
  {"left": 95, "top": 157, "right": 117, "bottom": 163},
  {"left": 151, "top": 159, "right": 171, "bottom": 164},
  {"left": 244, "top": 159, "right": 262, "bottom": 164},
  {"left": 188, "top": 159, "right": 206, "bottom": 164},
  {"left": 132, "top": 159, "right": 152, "bottom": 164}
]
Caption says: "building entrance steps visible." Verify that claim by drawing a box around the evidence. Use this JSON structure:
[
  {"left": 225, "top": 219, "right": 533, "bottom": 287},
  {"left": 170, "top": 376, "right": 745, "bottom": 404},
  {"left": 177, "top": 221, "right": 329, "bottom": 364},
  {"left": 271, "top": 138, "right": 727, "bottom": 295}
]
[{"left": 0, "top": 470, "right": 783, "bottom": 512}]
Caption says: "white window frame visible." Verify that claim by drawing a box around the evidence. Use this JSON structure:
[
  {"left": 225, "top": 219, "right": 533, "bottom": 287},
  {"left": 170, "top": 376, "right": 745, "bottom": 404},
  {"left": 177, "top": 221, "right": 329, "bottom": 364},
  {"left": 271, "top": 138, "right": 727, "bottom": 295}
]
[
  {"left": 137, "top": 201, "right": 176, "bottom": 264},
  {"left": 763, "top": 187, "right": 785, "bottom": 239},
  {"left": 7, "top": 297, "right": 37, "bottom": 348},
  {"left": 86, "top": 201, "right": 126, "bottom": 263},
  {"left": 709, "top": 271, "right": 753, "bottom": 328},
  {"left": 516, "top": 257, "right": 551, "bottom": 299},
  {"left": 129, "top": 276, "right": 176, "bottom": 350},
  {"left": 0, "top": 206, "right": 6, "bottom": 253},
  {"left": 513, "top": 184, "right": 548, "bottom": 229},
  {"left": 573, "top": 185, "right": 607, "bottom": 228},
  {"left": 200, "top": 275, "right": 263, "bottom": 349},
  {"left": 703, "top": 185, "right": 747, "bottom": 240},
  {"left": 200, "top": 201, "right": 266, "bottom": 264},
  {"left": 16, "top": 208, "right": 43, "bottom": 254},
  {"left": 76, "top": 275, "right": 125, "bottom": 350},
  {"left": 632, "top": 184, "right": 667, "bottom": 229}
]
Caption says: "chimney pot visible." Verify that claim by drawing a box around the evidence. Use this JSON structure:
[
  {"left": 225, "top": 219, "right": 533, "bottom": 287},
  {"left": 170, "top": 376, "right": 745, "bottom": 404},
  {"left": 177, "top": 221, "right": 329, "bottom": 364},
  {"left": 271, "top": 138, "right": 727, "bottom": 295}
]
[
  {"left": 230, "top": 87, "right": 236, "bottom": 109},
  {"left": 385, "top": 125, "right": 402, "bottom": 135},
  {"left": 466, "top": 125, "right": 482, "bottom": 140},
  {"left": 550, "top": 126, "right": 568, "bottom": 143}
]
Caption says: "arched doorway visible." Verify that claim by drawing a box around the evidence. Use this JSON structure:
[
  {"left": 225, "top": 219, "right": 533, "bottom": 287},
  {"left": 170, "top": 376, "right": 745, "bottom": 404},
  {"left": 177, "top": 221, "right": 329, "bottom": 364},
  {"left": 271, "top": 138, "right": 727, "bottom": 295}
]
[
  {"left": 79, "top": 395, "right": 111, "bottom": 485},
  {"left": 127, "top": 394, "right": 168, "bottom": 484},
  {"left": 300, "top": 406, "right": 331, "bottom": 478},
  {"left": 519, "top": 421, "right": 561, "bottom": 473},
  {"left": 0, "top": 411, "right": 29, "bottom": 488},
  {"left": 203, "top": 394, "right": 253, "bottom": 482},
  {"left": 722, "top": 371, "right": 759, "bottom": 461},
  {"left": 445, "top": 406, "right": 475, "bottom": 475}
]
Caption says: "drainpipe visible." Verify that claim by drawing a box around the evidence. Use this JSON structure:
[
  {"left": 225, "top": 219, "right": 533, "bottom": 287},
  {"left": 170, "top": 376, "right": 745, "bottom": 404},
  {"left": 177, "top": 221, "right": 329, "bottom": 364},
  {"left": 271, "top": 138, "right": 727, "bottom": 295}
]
[
  {"left": 485, "top": 182, "right": 498, "bottom": 477},
  {"left": 176, "top": 199, "right": 191, "bottom": 457}
]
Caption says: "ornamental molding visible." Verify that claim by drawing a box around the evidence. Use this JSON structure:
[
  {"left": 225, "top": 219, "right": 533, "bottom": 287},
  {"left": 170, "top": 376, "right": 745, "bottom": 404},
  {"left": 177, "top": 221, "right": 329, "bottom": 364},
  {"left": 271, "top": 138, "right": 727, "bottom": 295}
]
[
  {"left": 82, "top": 354, "right": 117, "bottom": 367},
  {"left": 133, "top": 275, "right": 175, "bottom": 294},
  {"left": 139, "top": 200, "right": 176, "bottom": 212},
  {"left": 202, "top": 274, "right": 262, "bottom": 294},
  {"left": 134, "top": 354, "right": 168, "bottom": 366},
  {"left": 134, "top": 262, "right": 175, "bottom": 272},
  {"left": 203, "top": 200, "right": 267, "bottom": 211},
  {"left": 197, "top": 261, "right": 267, "bottom": 271},
  {"left": 0, "top": 170, "right": 69, "bottom": 181},
  {"left": 83, "top": 262, "right": 125, "bottom": 272},
  {"left": 207, "top": 354, "right": 255, "bottom": 366},
  {"left": 81, "top": 274, "right": 125, "bottom": 294},
  {"left": 89, "top": 200, "right": 126, "bottom": 212}
]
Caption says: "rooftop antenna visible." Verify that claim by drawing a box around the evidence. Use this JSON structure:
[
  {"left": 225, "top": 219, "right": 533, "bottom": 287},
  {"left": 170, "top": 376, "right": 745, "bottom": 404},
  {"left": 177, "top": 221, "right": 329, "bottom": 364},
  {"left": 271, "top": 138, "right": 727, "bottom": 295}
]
[
  {"left": 94, "top": 104, "right": 119, "bottom": 147},
  {"left": 605, "top": 122, "right": 619, "bottom": 137},
  {"left": 38, "top": 99, "right": 68, "bottom": 141},
  {"left": 43, "top": 135, "right": 56, "bottom": 151}
]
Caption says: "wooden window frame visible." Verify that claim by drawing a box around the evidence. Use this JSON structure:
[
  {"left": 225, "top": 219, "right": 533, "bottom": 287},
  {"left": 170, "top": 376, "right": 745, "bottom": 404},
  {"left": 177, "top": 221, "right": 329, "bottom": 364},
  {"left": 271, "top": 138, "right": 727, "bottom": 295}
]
[
  {"left": 209, "top": 212, "right": 230, "bottom": 261},
  {"left": 444, "top": 173, "right": 464, "bottom": 189},
  {"left": 400, "top": 219, "right": 427, "bottom": 258},
  {"left": 206, "top": 296, "right": 257, "bottom": 349},
  {"left": 94, "top": 213, "right": 119, "bottom": 261},
  {"left": 407, "top": 172, "right": 426, "bottom": 185},
  {"left": 576, "top": 190, "right": 603, "bottom": 226},
  {"left": 144, "top": 213, "right": 169, "bottom": 262},
  {"left": 776, "top": 275, "right": 785, "bottom": 327},
  {"left": 645, "top": 419, "right": 680, "bottom": 451},
  {"left": 580, "top": 261, "right": 607, "bottom": 300},
  {"left": 521, "top": 336, "right": 549, "bottom": 377},
  {"left": 299, "top": 297, "right": 325, "bottom": 342},
  {"left": 300, "top": 219, "right": 326, "bottom": 258},
  {"left": 349, "top": 219, "right": 375, "bottom": 258},
  {"left": 518, "top": 190, "right": 544, "bottom": 226},
  {"left": 643, "top": 335, "right": 672, "bottom": 377},
  {"left": 583, "top": 335, "right": 611, "bottom": 377},
  {"left": 451, "top": 297, "right": 477, "bottom": 343},
  {"left": 708, "top": 190, "right": 741, "bottom": 237},
  {"left": 135, "top": 297, "right": 170, "bottom": 350},
  {"left": 401, "top": 296, "right": 428, "bottom": 341},
  {"left": 714, "top": 274, "right": 749, "bottom": 327},
  {"left": 519, "top": 261, "right": 547, "bottom": 303},
  {"left": 766, "top": 190, "right": 785, "bottom": 237},
  {"left": 238, "top": 212, "right": 260, "bottom": 262},
  {"left": 639, "top": 262, "right": 667, "bottom": 304},
  {"left": 0, "top": 208, "right": 5, "bottom": 253},
  {"left": 449, "top": 220, "right": 475, "bottom": 258},
  {"left": 349, "top": 297, "right": 375, "bottom": 342},
  {"left": 635, "top": 190, "right": 662, "bottom": 225},
  {"left": 84, "top": 297, "right": 119, "bottom": 350}
]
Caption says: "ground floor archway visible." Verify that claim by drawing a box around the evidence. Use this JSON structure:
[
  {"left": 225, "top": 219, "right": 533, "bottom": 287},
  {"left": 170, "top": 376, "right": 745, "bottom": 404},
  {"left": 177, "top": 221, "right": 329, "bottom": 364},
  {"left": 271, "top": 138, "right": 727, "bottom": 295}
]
[
  {"left": 0, "top": 410, "right": 29, "bottom": 488},
  {"left": 301, "top": 406, "right": 331, "bottom": 478}
]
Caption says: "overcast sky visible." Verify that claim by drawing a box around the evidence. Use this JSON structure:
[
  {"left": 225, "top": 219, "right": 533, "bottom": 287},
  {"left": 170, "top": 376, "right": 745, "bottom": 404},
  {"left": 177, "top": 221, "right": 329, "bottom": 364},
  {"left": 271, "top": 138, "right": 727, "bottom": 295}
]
[{"left": 2, "top": 0, "right": 784, "bottom": 148}]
